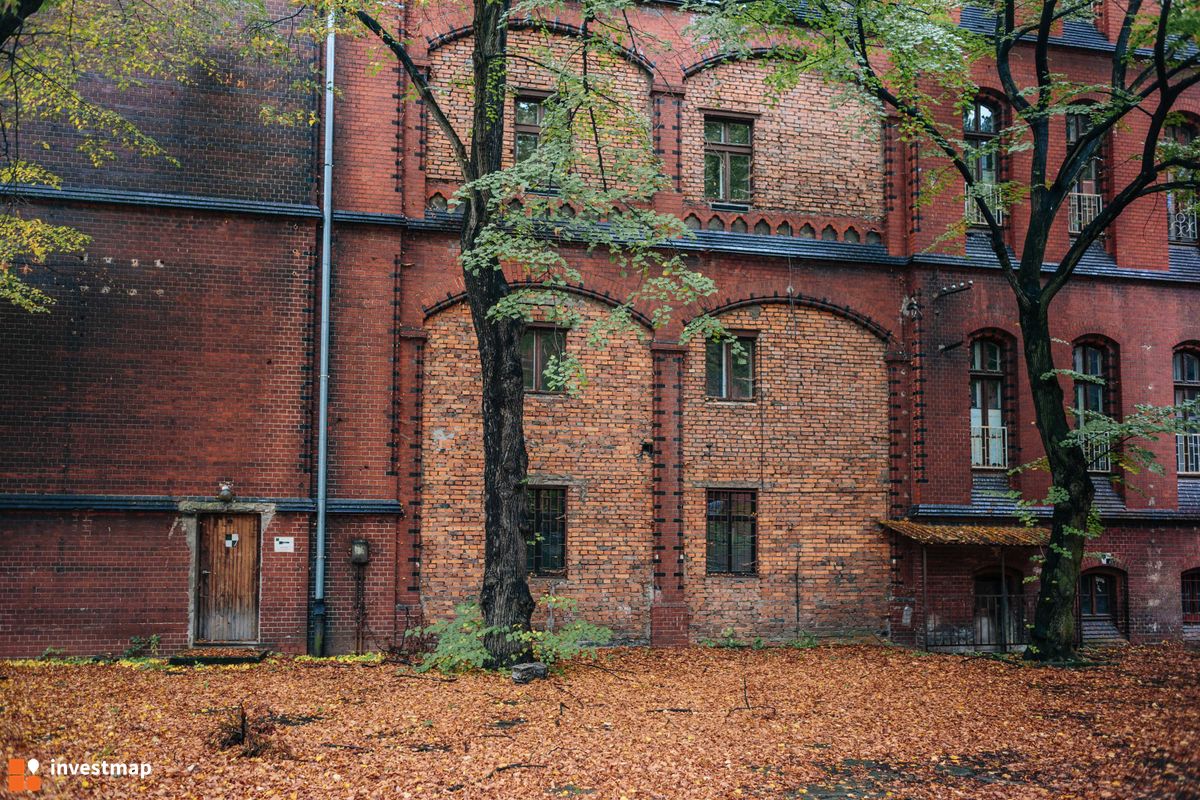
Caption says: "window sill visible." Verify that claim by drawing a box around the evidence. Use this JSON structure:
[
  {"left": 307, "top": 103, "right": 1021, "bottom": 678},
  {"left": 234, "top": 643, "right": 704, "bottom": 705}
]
[
  {"left": 708, "top": 201, "right": 751, "bottom": 212},
  {"left": 529, "top": 572, "right": 567, "bottom": 580},
  {"left": 705, "top": 572, "right": 759, "bottom": 579},
  {"left": 704, "top": 396, "right": 757, "bottom": 406},
  {"left": 526, "top": 391, "right": 568, "bottom": 399}
]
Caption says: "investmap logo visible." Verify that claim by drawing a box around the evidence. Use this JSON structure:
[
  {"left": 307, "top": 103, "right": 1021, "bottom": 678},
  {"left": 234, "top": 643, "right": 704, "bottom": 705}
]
[
  {"left": 7, "top": 759, "right": 41, "bottom": 793},
  {"left": 7, "top": 757, "right": 153, "bottom": 792}
]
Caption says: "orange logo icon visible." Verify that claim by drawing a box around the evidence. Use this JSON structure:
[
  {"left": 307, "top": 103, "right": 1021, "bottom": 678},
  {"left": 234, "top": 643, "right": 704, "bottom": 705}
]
[{"left": 6, "top": 758, "right": 41, "bottom": 792}]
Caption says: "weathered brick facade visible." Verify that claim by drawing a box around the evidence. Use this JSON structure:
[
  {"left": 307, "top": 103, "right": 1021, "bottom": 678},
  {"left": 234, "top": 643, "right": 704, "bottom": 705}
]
[{"left": 1, "top": 2, "right": 1198, "bottom": 656}]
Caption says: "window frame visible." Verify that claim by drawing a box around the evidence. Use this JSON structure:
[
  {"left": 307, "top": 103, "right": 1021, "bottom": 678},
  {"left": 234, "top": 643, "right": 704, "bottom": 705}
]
[
  {"left": 513, "top": 94, "right": 548, "bottom": 164},
  {"left": 969, "top": 338, "right": 1008, "bottom": 469},
  {"left": 1072, "top": 339, "right": 1118, "bottom": 473},
  {"left": 525, "top": 485, "right": 567, "bottom": 576},
  {"left": 705, "top": 333, "right": 757, "bottom": 401},
  {"left": 1175, "top": 349, "right": 1200, "bottom": 475},
  {"left": 703, "top": 115, "right": 754, "bottom": 205},
  {"left": 705, "top": 488, "right": 757, "bottom": 575},
  {"left": 1183, "top": 568, "right": 1200, "bottom": 624},
  {"left": 521, "top": 325, "right": 567, "bottom": 394}
]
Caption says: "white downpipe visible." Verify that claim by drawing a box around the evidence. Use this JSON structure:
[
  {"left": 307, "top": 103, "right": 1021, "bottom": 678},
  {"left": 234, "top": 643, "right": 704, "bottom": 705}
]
[{"left": 312, "top": 9, "right": 336, "bottom": 654}]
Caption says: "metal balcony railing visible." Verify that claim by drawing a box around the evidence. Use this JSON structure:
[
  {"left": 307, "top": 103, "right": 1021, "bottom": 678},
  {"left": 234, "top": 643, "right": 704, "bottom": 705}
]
[
  {"left": 1179, "top": 433, "right": 1200, "bottom": 475},
  {"left": 970, "top": 425, "right": 1008, "bottom": 468},
  {"left": 1081, "top": 432, "right": 1112, "bottom": 473},
  {"left": 965, "top": 184, "right": 1004, "bottom": 226},
  {"left": 1168, "top": 197, "right": 1198, "bottom": 242},
  {"left": 1068, "top": 192, "right": 1103, "bottom": 234}
]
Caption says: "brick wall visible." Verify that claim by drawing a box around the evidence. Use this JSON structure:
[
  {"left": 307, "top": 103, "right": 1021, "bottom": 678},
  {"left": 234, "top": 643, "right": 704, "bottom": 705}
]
[
  {"left": 419, "top": 298, "right": 654, "bottom": 640},
  {"left": 681, "top": 304, "right": 891, "bottom": 640}
]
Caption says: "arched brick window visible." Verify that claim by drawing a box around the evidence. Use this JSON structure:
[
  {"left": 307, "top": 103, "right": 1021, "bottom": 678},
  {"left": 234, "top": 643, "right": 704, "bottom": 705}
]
[
  {"left": 963, "top": 98, "right": 1003, "bottom": 225},
  {"left": 1176, "top": 348, "right": 1200, "bottom": 475},
  {"left": 970, "top": 337, "right": 1008, "bottom": 468},
  {"left": 1184, "top": 569, "right": 1200, "bottom": 624},
  {"left": 1073, "top": 337, "right": 1119, "bottom": 473}
]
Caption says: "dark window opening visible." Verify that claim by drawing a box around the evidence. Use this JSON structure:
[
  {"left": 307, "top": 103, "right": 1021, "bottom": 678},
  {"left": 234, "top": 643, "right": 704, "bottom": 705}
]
[
  {"left": 706, "top": 489, "right": 757, "bottom": 574},
  {"left": 525, "top": 486, "right": 566, "bottom": 575}
]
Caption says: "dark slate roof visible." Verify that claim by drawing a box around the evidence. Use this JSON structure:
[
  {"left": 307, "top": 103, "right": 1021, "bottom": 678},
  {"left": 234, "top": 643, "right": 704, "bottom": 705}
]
[
  {"left": 971, "top": 472, "right": 1019, "bottom": 513},
  {"left": 960, "top": 6, "right": 1121, "bottom": 53},
  {"left": 1181, "top": 478, "right": 1200, "bottom": 513}
]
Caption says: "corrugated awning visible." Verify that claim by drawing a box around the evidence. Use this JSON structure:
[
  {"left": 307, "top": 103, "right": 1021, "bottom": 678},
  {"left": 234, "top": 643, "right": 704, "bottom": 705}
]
[{"left": 880, "top": 519, "right": 1049, "bottom": 547}]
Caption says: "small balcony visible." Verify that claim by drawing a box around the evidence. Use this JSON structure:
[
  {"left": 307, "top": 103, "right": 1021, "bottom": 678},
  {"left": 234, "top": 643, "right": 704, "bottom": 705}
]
[
  {"left": 1081, "top": 432, "right": 1112, "bottom": 473},
  {"left": 970, "top": 425, "right": 1008, "bottom": 469},
  {"left": 1168, "top": 195, "right": 1198, "bottom": 243},
  {"left": 1068, "top": 192, "right": 1103, "bottom": 234},
  {"left": 965, "top": 184, "right": 1004, "bottom": 227},
  {"left": 1179, "top": 433, "right": 1200, "bottom": 475}
]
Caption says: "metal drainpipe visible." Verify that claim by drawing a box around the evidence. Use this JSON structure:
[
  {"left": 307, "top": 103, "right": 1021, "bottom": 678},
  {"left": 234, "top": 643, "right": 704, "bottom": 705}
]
[{"left": 311, "top": 9, "right": 336, "bottom": 657}]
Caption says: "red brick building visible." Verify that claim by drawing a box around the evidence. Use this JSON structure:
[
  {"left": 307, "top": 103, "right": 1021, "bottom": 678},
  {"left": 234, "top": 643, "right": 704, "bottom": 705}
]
[{"left": 2, "top": 3, "right": 1199, "bottom": 656}]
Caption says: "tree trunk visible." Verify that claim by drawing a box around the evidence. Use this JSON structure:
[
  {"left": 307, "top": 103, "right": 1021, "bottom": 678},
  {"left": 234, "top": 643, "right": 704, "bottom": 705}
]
[
  {"left": 1019, "top": 298, "right": 1095, "bottom": 662},
  {"left": 462, "top": 0, "right": 535, "bottom": 667}
]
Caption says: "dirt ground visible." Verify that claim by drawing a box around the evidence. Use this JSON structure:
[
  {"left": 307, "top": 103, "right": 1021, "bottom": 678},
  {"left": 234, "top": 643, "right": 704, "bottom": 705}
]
[{"left": 1, "top": 644, "right": 1198, "bottom": 799}]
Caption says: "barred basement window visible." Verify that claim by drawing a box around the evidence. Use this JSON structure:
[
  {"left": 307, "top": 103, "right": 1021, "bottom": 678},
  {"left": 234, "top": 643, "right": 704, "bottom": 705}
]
[
  {"left": 705, "top": 335, "right": 755, "bottom": 400},
  {"left": 703, "top": 117, "right": 752, "bottom": 203},
  {"left": 706, "top": 489, "right": 756, "bottom": 574},
  {"left": 521, "top": 327, "right": 566, "bottom": 393},
  {"left": 1183, "top": 569, "right": 1200, "bottom": 624},
  {"left": 525, "top": 486, "right": 566, "bottom": 575}
]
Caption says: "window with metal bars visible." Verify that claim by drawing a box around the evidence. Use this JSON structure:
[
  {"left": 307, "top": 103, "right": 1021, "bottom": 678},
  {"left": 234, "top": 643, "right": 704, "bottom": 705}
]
[
  {"left": 970, "top": 339, "right": 1007, "bottom": 468},
  {"left": 705, "top": 489, "right": 756, "bottom": 574},
  {"left": 1182, "top": 569, "right": 1200, "bottom": 624},
  {"left": 525, "top": 486, "right": 566, "bottom": 575},
  {"left": 1073, "top": 341, "right": 1116, "bottom": 472}
]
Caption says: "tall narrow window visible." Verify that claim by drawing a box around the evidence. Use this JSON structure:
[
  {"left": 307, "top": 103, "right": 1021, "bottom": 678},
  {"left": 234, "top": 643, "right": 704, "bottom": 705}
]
[
  {"left": 1176, "top": 350, "right": 1200, "bottom": 475},
  {"left": 1165, "top": 124, "right": 1198, "bottom": 243},
  {"left": 525, "top": 486, "right": 566, "bottom": 575},
  {"left": 1067, "top": 113, "right": 1104, "bottom": 234},
  {"left": 970, "top": 339, "right": 1006, "bottom": 468},
  {"left": 514, "top": 96, "right": 546, "bottom": 163},
  {"left": 704, "top": 117, "right": 752, "bottom": 203},
  {"left": 706, "top": 489, "right": 756, "bottom": 574},
  {"left": 1074, "top": 343, "right": 1111, "bottom": 472},
  {"left": 705, "top": 335, "right": 755, "bottom": 400},
  {"left": 1183, "top": 569, "right": 1200, "bottom": 624},
  {"left": 963, "top": 100, "right": 1002, "bottom": 225},
  {"left": 521, "top": 327, "right": 566, "bottom": 393}
]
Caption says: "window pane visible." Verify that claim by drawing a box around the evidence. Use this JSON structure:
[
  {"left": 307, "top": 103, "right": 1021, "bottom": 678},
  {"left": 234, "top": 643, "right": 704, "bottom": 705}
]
[
  {"left": 705, "top": 340, "right": 725, "bottom": 397},
  {"left": 515, "top": 132, "right": 538, "bottom": 163},
  {"left": 978, "top": 103, "right": 995, "bottom": 133},
  {"left": 730, "top": 339, "right": 754, "bottom": 399},
  {"left": 521, "top": 331, "right": 537, "bottom": 390},
  {"left": 515, "top": 99, "right": 541, "bottom": 126},
  {"left": 727, "top": 122, "right": 751, "bottom": 145},
  {"left": 1176, "top": 352, "right": 1200, "bottom": 383},
  {"left": 706, "top": 519, "right": 729, "bottom": 573},
  {"left": 704, "top": 121, "right": 724, "bottom": 143},
  {"left": 704, "top": 152, "right": 724, "bottom": 199},
  {"left": 728, "top": 154, "right": 751, "bottom": 201},
  {"left": 539, "top": 329, "right": 565, "bottom": 392}
]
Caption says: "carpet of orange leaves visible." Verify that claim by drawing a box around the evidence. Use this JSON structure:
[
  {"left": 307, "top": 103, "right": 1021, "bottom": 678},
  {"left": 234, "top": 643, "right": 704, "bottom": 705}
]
[{"left": 2, "top": 644, "right": 1198, "bottom": 799}]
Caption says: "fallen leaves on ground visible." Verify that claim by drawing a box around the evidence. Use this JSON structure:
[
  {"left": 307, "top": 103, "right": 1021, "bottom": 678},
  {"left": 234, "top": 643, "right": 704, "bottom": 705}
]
[{"left": 1, "top": 644, "right": 1198, "bottom": 799}]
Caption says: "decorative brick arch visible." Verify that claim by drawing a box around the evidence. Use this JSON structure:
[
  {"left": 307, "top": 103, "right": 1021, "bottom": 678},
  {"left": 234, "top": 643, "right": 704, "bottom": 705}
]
[
  {"left": 691, "top": 294, "right": 893, "bottom": 343},
  {"left": 426, "top": 20, "right": 655, "bottom": 76},
  {"left": 422, "top": 282, "right": 655, "bottom": 329},
  {"left": 682, "top": 47, "right": 786, "bottom": 79}
]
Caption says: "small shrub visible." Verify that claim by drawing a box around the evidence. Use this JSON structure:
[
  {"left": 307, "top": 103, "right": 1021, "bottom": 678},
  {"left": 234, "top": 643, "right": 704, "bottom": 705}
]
[
  {"left": 700, "top": 628, "right": 747, "bottom": 648},
  {"left": 38, "top": 646, "right": 66, "bottom": 660},
  {"left": 785, "top": 632, "right": 819, "bottom": 649},
  {"left": 123, "top": 634, "right": 160, "bottom": 659},
  {"left": 407, "top": 595, "right": 612, "bottom": 674}
]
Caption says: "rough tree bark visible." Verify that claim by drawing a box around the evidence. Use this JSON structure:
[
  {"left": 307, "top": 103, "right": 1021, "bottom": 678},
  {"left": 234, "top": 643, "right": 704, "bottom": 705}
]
[{"left": 358, "top": 0, "right": 535, "bottom": 665}]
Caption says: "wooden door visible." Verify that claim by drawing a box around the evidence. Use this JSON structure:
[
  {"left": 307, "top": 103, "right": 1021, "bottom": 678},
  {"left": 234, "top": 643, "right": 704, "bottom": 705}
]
[{"left": 196, "top": 514, "right": 261, "bottom": 642}]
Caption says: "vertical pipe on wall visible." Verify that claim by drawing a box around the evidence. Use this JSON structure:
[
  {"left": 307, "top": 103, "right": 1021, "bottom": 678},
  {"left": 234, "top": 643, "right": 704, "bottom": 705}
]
[{"left": 311, "top": 9, "right": 336, "bottom": 656}]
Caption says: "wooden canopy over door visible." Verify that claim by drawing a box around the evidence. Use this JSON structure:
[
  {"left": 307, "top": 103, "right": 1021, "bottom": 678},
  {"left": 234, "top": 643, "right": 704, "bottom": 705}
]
[{"left": 196, "top": 514, "right": 261, "bottom": 643}]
